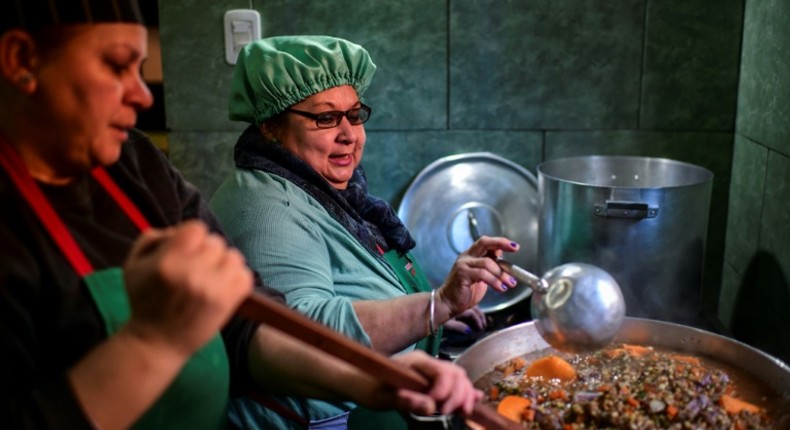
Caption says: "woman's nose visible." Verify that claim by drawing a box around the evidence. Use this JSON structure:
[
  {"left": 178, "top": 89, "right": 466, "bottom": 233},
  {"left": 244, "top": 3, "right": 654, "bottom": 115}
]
[
  {"left": 336, "top": 116, "right": 359, "bottom": 144},
  {"left": 126, "top": 73, "right": 154, "bottom": 110}
]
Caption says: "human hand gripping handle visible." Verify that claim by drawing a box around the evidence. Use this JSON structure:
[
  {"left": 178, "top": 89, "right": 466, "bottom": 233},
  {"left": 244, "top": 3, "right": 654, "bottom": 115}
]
[
  {"left": 123, "top": 220, "right": 254, "bottom": 357},
  {"left": 67, "top": 221, "right": 254, "bottom": 429},
  {"left": 236, "top": 294, "right": 521, "bottom": 430}
]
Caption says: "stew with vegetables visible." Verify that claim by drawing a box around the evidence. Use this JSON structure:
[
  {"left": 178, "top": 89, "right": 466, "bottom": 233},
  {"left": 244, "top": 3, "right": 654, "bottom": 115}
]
[{"left": 481, "top": 343, "right": 781, "bottom": 429}]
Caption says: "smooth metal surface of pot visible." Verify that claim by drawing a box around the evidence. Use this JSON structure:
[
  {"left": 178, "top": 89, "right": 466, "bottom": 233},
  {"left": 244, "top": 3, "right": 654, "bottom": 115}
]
[
  {"left": 398, "top": 152, "right": 539, "bottom": 314},
  {"left": 537, "top": 156, "right": 714, "bottom": 326}
]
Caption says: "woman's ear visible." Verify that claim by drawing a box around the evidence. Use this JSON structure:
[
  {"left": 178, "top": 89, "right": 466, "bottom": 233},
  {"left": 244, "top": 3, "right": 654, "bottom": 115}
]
[
  {"left": 0, "top": 30, "right": 39, "bottom": 93},
  {"left": 259, "top": 121, "right": 279, "bottom": 143}
]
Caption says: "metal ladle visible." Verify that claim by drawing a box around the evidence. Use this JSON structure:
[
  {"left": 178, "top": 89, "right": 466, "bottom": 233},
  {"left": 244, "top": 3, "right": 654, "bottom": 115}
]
[{"left": 468, "top": 211, "right": 625, "bottom": 352}]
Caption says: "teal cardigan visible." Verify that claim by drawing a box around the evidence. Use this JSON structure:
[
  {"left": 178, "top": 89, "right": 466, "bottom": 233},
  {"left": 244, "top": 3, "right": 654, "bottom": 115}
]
[{"left": 211, "top": 168, "right": 416, "bottom": 429}]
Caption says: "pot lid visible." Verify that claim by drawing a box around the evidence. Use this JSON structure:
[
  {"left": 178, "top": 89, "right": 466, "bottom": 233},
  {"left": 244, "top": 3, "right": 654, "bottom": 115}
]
[{"left": 396, "top": 152, "right": 539, "bottom": 314}]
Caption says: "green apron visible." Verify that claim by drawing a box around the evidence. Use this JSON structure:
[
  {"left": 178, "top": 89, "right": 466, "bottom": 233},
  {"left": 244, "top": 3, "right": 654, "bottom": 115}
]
[
  {"left": 0, "top": 138, "right": 230, "bottom": 429},
  {"left": 382, "top": 250, "right": 442, "bottom": 355},
  {"left": 85, "top": 268, "right": 230, "bottom": 429},
  {"left": 348, "top": 250, "right": 442, "bottom": 430}
]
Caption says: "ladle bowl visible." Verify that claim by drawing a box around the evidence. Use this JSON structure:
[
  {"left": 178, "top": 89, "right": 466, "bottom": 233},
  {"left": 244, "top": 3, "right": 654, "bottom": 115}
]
[
  {"left": 467, "top": 209, "right": 624, "bottom": 351},
  {"left": 497, "top": 260, "right": 626, "bottom": 352}
]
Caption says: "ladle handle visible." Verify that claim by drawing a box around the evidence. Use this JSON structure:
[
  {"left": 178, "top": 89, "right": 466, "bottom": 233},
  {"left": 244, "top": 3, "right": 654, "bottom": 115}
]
[
  {"left": 467, "top": 209, "right": 483, "bottom": 241},
  {"left": 496, "top": 259, "right": 549, "bottom": 294},
  {"left": 467, "top": 210, "right": 548, "bottom": 294}
]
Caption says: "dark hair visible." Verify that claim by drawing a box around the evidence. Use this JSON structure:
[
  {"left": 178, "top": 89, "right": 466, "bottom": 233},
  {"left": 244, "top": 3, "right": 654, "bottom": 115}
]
[
  {"left": 260, "top": 110, "right": 290, "bottom": 142},
  {"left": 26, "top": 26, "right": 90, "bottom": 56},
  {"left": 1, "top": 0, "right": 144, "bottom": 34}
]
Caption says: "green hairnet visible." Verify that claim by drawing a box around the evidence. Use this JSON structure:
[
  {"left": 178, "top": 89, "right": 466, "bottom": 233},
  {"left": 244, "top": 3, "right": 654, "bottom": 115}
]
[{"left": 229, "top": 35, "right": 377, "bottom": 125}]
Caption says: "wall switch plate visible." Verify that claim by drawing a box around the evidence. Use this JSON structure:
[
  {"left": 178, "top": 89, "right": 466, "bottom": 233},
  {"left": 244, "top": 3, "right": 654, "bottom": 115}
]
[{"left": 224, "top": 9, "right": 261, "bottom": 65}]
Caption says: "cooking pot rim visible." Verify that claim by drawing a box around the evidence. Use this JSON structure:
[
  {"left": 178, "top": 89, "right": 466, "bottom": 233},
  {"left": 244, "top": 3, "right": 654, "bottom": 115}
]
[
  {"left": 454, "top": 317, "right": 790, "bottom": 396},
  {"left": 537, "top": 155, "right": 714, "bottom": 189}
]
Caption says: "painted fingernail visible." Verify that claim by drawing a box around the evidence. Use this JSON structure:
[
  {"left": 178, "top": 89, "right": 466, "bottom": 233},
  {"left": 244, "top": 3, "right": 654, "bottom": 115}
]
[
  {"left": 510, "top": 241, "right": 519, "bottom": 248},
  {"left": 510, "top": 276, "right": 517, "bottom": 286},
  {"left": 465, "top": 327, "right": 472, "bottom": 334},
  {"left": 502, "top": 282, "right": 509, "bottom": 290}
]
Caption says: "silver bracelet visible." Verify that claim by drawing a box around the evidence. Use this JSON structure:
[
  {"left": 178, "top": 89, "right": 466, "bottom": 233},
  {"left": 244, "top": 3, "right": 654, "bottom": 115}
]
[{"left": 428, "top": 289, "right": 437, "bottom": 337}]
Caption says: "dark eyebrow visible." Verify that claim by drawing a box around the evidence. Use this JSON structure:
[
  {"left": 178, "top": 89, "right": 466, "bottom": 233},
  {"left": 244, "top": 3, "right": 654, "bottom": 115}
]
[{"left": 107, "top": 42, "right": 146, "bottom": 62}]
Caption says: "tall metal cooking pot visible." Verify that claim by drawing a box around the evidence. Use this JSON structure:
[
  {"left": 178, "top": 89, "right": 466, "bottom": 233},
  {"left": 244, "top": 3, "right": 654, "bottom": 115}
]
[{"left": 537, "top": 156, "right": 713, "bottom": 325}]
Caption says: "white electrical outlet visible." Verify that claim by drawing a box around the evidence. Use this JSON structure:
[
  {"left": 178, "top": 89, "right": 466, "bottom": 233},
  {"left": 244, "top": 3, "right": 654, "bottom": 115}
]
[{"left": 224, "top": 9, "right": 261, "bottom": 65}]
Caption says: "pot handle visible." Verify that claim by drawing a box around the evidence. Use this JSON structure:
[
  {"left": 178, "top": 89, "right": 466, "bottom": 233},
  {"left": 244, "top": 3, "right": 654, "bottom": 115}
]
[{"left": 594, "top": 200, "right": 658, "bottom": 219}]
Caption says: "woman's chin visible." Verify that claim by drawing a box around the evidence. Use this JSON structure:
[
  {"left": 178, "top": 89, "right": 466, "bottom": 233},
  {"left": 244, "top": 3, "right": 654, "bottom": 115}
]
[{"left": 92, "top": 147, "right": 124, "bottom": 168}]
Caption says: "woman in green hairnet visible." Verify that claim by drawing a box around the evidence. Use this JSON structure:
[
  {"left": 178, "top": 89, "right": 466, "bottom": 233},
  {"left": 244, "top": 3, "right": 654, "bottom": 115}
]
[{"left": 211, "top": 35, "right": 521, "bottom": 430}]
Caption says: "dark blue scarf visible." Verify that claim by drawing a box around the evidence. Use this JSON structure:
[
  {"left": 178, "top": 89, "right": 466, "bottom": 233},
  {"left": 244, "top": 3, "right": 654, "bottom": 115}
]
[{"left": 233, "top": 125, "right": 416, "bottom": 256}]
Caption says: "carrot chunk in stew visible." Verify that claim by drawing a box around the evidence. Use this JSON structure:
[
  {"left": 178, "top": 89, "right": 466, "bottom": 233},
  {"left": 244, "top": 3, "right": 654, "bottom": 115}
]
[
  {"left": 719, "top": 394, "right": 762, "bottom": 415},
  {"left": 525, "top": 355, "right": 577, "bottom": 382},
  {"left": 496, "top": 395, "right": 532, "bottom": 423}
]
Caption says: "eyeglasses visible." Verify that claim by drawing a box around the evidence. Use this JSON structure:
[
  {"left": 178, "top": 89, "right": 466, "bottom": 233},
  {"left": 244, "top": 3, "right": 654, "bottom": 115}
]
[{"left": 286, "top": 104, "right": 372, "bottom": 129}]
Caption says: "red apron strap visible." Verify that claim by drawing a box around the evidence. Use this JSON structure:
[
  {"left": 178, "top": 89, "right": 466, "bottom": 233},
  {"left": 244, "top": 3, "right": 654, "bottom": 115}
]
[
  {"left": 91, "top": 166, "right": 150, "bottom": 232},
  {"left": 0, "top": 137, "right": 94, "bottom": 276},
  {"left": 0, "top": 135, "right": 151, "bottom": 276}
]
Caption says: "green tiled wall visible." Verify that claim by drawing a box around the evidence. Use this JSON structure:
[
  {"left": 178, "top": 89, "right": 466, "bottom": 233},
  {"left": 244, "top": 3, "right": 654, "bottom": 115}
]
[
  {"left": 724, "top": 0, "right": 790, "bottom": 363},
  {"left": 641, "top": 0, "right": 743, "bottom": 130},
  {"left": 736, "top": 0, "right": 790, "bottom": 153},
  {"left": 160, "top": 0, "right": 749, "bottom": 335},
  {"left": 449, "top": 1, "right": 644, "bottom": 129}
]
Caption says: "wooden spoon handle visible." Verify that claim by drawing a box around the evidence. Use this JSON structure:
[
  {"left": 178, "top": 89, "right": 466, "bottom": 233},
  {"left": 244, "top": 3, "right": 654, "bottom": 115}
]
[{"left": 237, "top": 293, "right": 520, "bottom": 430}]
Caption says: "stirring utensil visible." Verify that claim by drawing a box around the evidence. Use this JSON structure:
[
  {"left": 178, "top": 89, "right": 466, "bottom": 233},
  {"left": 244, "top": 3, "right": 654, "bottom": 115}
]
[
  {"left": 467, "top": 210, "right": 626, "bottom": 352},
  {"left": 236, "top": 293, "right": 521, "bottom": 430}
]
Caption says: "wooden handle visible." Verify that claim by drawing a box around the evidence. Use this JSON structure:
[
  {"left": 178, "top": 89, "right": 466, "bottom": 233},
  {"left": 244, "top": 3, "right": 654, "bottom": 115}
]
[{"left": 237, "top": 293, "right": 520, "bottom": 430}]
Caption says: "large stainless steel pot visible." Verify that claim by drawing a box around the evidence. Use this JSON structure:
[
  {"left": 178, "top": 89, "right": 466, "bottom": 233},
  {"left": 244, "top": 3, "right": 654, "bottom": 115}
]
[
  {"left": 455, "top": 318, "right": 790, "bottom": 425},
  {"left": 538, "top": 157, "right": 713, "bottom": 326}
]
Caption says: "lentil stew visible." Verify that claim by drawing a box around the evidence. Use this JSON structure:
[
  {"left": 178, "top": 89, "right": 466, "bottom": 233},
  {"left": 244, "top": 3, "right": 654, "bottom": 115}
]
[{"left": 480, "top": 343, "right": 785, "bottom": 429}]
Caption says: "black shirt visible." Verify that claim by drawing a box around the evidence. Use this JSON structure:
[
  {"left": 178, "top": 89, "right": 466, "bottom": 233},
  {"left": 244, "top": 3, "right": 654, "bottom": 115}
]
[{"left": 0, "top": 129, "right": 280, "bottom": 429}]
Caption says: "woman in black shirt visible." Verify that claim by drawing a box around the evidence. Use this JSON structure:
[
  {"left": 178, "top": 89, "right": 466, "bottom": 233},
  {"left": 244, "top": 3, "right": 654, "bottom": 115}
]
[{"left": 0, "top": 1, "right": 482, "bottom": 428}]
